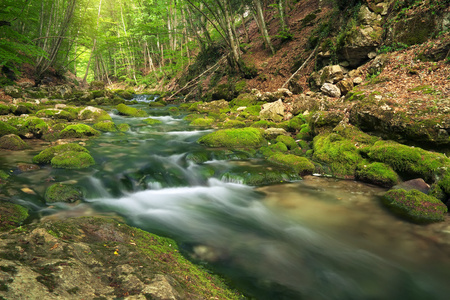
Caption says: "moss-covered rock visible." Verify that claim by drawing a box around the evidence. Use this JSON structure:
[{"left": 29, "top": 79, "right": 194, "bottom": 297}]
[
  {"left": 221, "top": 169, "right": 298, "bottom": 186},
  {"left": 78, "top": 106, "right": 112, "bottom": 122},
  {"left": 367, "top": 141, "right": 450, "bottom": 182},
  {"left": 93, "top": 121, "right": 117, "bottom": 132},
  {"left": 313, "top": 133, "right": 364, "bottom": 177},
  {"left": 21, "top": 117, "right": 50, "bottom": 137},
  {"left": 309, "top": 111, "right": 344, "bottom": 135},
  {"left": 219, "top": 120, "right": 246, "bottom": 128},
  {"left": 51, "top": 151, "right": 95, "bottom": 169},
  {"left": 116, "top": 89, "right": 134, "bottom": 99},
  {"left": 0, "top": 120, "right": 19, "bottom": 137},
  {"left": 356, "top": 162, "right": 399, "bottom": 187},
  {"left": 275, "top": 135, "right": 298, "bottom": 150},
  {"left": 36, "top": 109, "right": 76, "bottom": 121},
  {"left": 268, "top": 153, "right": 315, "bottom": 175},
  {"left": 117, "top": 123, "right": 130, "bottom": 132},
  {"left": 190, "top": 117, "right": 214, "bottom": 127},
  {"left": 195, "top": 100, "right": 229, "bottom": 114},
  {"left": 198, "top": 127, "right": 265, "bottom": 149},
  {"left": 60, "top": 124, "right": 100, "bottom": 139},
  {"left": 0, "top": 202, "right": 28, "bottom": 231},
  {"left": 284, "top": 115, "right": 307, "bottom": 132},
  {"left": 33, "top": 143, "right": 90, "bottom": 164},
  {"left": 45, "top": 183, "right": 84, "bottom": 203},
  {"left": 116, "top": 104, "right": 148, "bottom": 117},
  {"left": 0, "top": 104, "right": 10, "bottom": 115},
  {"left": 382, "top": 189, "right": 447, "bottom": 223},
  {"left": 229, "top": 93, "right": 258, "bottom": 107},
  {"left": 0, "top": 134, "right": 28, "bottom": 150},
  {"left": 143, "top": 118, "right": 163, "bottom": 125}
]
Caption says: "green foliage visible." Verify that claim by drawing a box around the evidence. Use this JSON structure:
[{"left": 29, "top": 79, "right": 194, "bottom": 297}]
[{"left": 378, "top": 42, "right": 409, "bottom": 54}]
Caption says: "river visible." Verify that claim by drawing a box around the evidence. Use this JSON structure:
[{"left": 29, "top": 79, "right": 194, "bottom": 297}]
[{"left": 2, "top": 96, "right": 450, "bottom": 299}]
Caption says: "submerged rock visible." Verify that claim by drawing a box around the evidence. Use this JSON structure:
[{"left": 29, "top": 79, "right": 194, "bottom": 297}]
[
  {"left": 383, "top": 189, "right": 447, "bottom": 223},
  {"left": 45, "top": 183, "right": 84, "bottom": 203}
]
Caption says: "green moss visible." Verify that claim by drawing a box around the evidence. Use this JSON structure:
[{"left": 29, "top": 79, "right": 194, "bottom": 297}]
[
  {"left": 229, "top": 93, "right": 258, "bottom": 107},
  {"left": 367, "top": 141, "right": 450, "bottom": 182},
  {"left": 60, "top": 124, "right": 100, "bottom": 139},
  {"left": 356, "top": 162, "right": 399, "bottom": 187},
  {"left": 383, "top": 189, "right": 447, "bottom": 223},
  {"left": 22, "top": 117, "right": 49, "bottom": 136},
  {"left": 143, "top": 118, "right": 163, "bottom": 125},
  {"left": 117, "top": 123, "right": 130, "bottom": 132},
  {"left": 91, "top": 90, "right": 105, "bottom": 98},
  {"left": 93, "top": 121, "right": 117, "bottom": 132},
  {"left": 51, "top": 151, "right": 95, "bottom": 169},
  {"left": 220, "top": 120, "right": 246, "bottom": 128},
  {"left": 33, "top": 143, "right": 89, "bottom": 164},
  {"left": 333, "top": 124, "right": 379, "bottom": 146},
  {"left": 0, "top": 121, "right": 18, "bottom": 137},
  {"left": 0, "top": 170, "right": 9, "bottom": 180},
  {"left": 250, "top": 120, "right": 276, "bottom": 128},
  {"left": 296, "top": 124, "right": 312, "bottom": 141},
  {"left": 0, "top": 134, "right": 28, "bottom": 150},
  {"left": 116, "top": 90, "right": 133, "bottom": 99},
  {"left": 79, "top": 108, "right": 112, "bottom": 122},
  {"left": 313, "top": 133, "right": 363, "bottom": 177},
  {"left": 168, "top": 107, "right": 180, "bottom": 115},
  {"left": 116, "top": 104, "right": 148, "bottom": 117},
  {"left": 0, "top": 104, "right": 10, "bottom": 115},
  {"left": 222, "top": 169, "right": 297, "bottom": 186},
  {"left": 0, "top": 202, "right": 28, "bottom": 231},
  {"left": 269, "top": 142, "right": 289, "bottom": 153},
  {"left": 149, "top": 101, "right": 166, "bottom": 107},
  {"left": 268, "top": 153, "right": 315, "bottom": 175},
  {"left": 45, "top": 183, "right": 84, "bottom": 203},
  {"left": 275, "top": 135, "right": 298, "bottom": 150},
  {"left": 190, "top": 117, "right": 214, "bottom": 127},
  {"left": 284, "top": 115, "right": 306, "bottom": 132},
  {"left": 36, "top": 109, "right": 76, "bottom": 121},
  {"left": 198, "top": 127, "right": 266, "bottom": 149}
]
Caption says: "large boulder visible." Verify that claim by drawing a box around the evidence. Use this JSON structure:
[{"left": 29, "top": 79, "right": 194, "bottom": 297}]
[
  {"left": 45, "top": 183, "right": 84, "bottom": 203},
  {"left": 321, "top": 83, "right": 341, "bottom": 98},
  {"left": 78, "top": 106, "right": 112, "bottom": 122}
]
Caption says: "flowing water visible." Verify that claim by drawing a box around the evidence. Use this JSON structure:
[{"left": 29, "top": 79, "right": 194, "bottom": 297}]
[{"left": 2, "top": 96, "right": 450, "bottom": 299}]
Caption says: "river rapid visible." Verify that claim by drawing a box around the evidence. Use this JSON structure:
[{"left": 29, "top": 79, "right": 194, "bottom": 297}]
[{"left": 2, "top": 96, "right": 450, "bottom": 300}]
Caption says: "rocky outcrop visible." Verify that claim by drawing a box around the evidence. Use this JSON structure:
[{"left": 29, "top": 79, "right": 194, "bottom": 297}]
[
  {"left": 260, "top": 99, "right": 285, "bottom": 122},
  {"left": 0, "top": 217, "right": 240, "bottom": 299}
]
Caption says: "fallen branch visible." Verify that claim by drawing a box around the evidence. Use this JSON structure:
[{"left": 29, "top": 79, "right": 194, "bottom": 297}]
[
  {"left": 167, "top": 55, "right": 226, "bottom": 101},
  {"left": 282, "top": 45, "right": 318, "bottom": 89}
]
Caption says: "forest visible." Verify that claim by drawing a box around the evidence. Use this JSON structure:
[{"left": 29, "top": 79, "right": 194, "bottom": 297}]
[{"left": 1, "top": 0, "right": 450, "bottom": 299}]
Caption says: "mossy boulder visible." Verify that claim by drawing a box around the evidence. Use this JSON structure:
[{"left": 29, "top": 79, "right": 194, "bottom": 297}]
[
  {"left": 196, "top": 100, "right": 229, "bottom": 114},
  {"left": 78, "top": 106, "right": 112, "bottom": 122},
  {"left": 382, "top": 189, "right": 447, "bottom": 223},
  {"left": 356, "top": 162, "right": 399, "bottom": 187},
  {"left": 211, "top": 83, "right": 236, "bottom": 101},
  {"left": 21, "top": 117, "right": 50, "bottom": 137},
  {"left": 0, "top": 202, "right": 28, "bottom": 231},
  {"left": 221, "top": 169, "right": 298, "bottom": 186},
  {"left": 309, "top": 111, "right": 344, "bottom": 135},
  {"left": 367, "top": 141, "right": 450, "bottom": 182},
  {"left": 198, "top": 127, "right": 266, "bottom": 149},
  {"left": 93, "top": 121, "right": 118, "bottom": 132},
  {"left": 116, "top": 103, "right": 148, "bottom": 117},
  {"left": 116, "top": 89, "right": 134, "bottom": 99},
  {"left": 0, "top": 134, "right": 28, "bottom": 150},
  {"left": 60, "top": 124, "right": 100, "bottom": 139},
  {"left": 229, "top": 93, "right": 258, "bottom": 107},
  {"left": 0, "top": 120, "right": 19, "bottom": 137},
  {"left": 51, "top": 151, "right": 95, "bottom": 169},
  {"left": 45, "top": 183, "right": 84, "bottom": 203},
  {"left": 268, "top": 153, "right": 315, "bottom": 175},
  {"left": 89, "top": 80, "right": 106, "bottom": 90},
  {"left": 275, "top": 135, "right": 298, "bottom": 150},
  {"left": 190, "top": 117, "right": 214, "bottom": 127},
  {"left": 118, "top": 123, "right": 130, "bottom": 132},
  {"left": 313, "top": 133, "right": 363, "bottom": 177},
  {"left": 33, "top": 143, "right": 90, "bottom": 164},
  {"left": 36, "top": 109, "right": 76, "bottom": 121},
  {"left": 284, "top": 115, "right": 307, "bottom": 132},
  {"left": 143, "top": 118, "right": 163, "bottom": 125}
]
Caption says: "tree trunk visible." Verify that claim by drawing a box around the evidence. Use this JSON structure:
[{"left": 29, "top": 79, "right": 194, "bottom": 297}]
[{"left": 252, "top": 0, "right": 275, "bottom": 55}]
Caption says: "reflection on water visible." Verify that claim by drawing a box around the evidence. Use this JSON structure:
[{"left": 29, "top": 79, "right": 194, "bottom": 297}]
[{"left": 2, "top": 100, "right": 450, "bottom": 299}]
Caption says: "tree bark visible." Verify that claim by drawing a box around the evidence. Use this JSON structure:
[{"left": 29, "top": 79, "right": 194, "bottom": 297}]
[{"left": 252, "top": 0, "right": 275, "bottom": 55}]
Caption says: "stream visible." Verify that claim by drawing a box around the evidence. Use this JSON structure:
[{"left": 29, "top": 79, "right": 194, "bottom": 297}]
[{"left": 2, "top": 95, "right": 450, "bottom": 299}]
